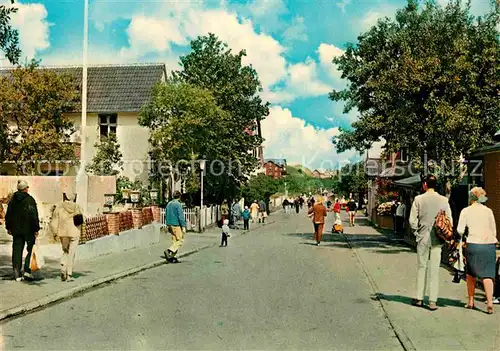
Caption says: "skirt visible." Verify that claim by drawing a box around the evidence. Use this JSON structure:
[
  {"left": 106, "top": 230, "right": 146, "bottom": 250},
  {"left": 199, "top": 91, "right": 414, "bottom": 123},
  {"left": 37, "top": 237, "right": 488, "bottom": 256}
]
[{"left": 466, "top": 243, "right": 496, "bottom": 279}]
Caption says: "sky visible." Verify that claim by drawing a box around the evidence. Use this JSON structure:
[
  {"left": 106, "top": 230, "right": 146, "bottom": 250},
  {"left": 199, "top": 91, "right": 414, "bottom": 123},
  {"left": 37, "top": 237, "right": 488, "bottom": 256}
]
[{"left": 0, "top": 0, "right": 496, "bottom": 170}]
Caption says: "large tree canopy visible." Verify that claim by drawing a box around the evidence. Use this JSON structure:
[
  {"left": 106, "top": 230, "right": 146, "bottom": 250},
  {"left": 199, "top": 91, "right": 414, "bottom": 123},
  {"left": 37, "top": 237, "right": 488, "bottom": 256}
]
[
  {"left": 0, "top": 1, "right": 21, "bottom": 64},
  {"left": 330, "top": 0, "right": 500, "bottom": 170},
  {"left": 174, "top": 34, "right": 268, "bottom": 198},
  {"left": 0, "top": 62, "right": 79, "bottom": 174}
]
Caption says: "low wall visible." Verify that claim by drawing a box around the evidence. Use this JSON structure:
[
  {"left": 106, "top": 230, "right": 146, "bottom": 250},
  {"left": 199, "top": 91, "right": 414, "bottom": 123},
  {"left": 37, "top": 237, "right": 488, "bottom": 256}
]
[{"left": 40, "top": 223, "right": 161, "bottom": 261}]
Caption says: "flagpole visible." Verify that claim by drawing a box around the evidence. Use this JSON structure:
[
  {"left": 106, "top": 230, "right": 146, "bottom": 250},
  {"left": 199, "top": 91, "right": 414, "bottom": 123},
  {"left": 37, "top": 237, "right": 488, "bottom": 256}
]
[{"left": 76, "top": 0, "right": 89, "bottom": 214}]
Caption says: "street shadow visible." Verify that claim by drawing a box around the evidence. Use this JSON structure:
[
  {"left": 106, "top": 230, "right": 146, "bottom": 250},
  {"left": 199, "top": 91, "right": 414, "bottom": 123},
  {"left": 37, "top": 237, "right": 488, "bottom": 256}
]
[
  {"left": 373, "top": 293, "right": 464, "bottom": 308},
  {"left": 1, "top": 253, "right": 92, "bottom": 285}
]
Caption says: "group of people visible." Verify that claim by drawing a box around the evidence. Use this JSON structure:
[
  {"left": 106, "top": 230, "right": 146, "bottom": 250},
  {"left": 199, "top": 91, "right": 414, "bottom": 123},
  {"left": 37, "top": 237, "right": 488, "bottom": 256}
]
[
  {"left": 282, "top": 197, "right": 305, "bottom": 214},
  {"left": 5, "top": 180, "right": 84, "bottom": 282},
  {"left": 409, "top": 175, "right": 498, "bottom": 314}
]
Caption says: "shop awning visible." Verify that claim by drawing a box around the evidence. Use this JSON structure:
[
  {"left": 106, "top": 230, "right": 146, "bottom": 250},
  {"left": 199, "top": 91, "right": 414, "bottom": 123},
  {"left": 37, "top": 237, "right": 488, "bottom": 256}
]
[{"left": 394, "top": 174, "right": 421, "bottom": 188}]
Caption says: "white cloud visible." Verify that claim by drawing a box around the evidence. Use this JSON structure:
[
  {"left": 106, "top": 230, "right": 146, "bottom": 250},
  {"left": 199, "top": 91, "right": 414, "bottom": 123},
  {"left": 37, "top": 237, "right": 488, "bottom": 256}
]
[
  {"left": 0, "top": 1, "right": 50, "bottom": 62},
  {"left": 357, "top": 3, "right": 398, "bottom": 32},
  {"left": 282, "top": 16, "right": 308, "bottom": 42},
  {"left": 262, "top": 106, "right": 358, "bottom": 169},
  {"left": 317, "top": 43, "right": 345, "bottom": 87},
  {"left": 120, "top": 15, "right": 186, "bottom": 58},
  {"left": 336, "top": 0, "right": 352, "bottom": 14}
]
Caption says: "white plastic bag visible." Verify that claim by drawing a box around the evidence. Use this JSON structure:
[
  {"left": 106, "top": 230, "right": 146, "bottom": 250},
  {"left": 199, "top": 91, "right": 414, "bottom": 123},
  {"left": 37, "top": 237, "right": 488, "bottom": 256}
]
[{"left": 30, "top": 241, "right": 45, "bottom": 272}]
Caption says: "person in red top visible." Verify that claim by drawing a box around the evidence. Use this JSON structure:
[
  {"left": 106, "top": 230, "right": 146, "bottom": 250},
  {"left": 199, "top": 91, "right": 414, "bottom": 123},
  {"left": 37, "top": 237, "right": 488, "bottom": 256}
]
[
  {"left": 333, "top": 198, "right": 341, "bottom": 222},
  {"left": 309, "top": 200, "right": 328, "bottom": 246}
]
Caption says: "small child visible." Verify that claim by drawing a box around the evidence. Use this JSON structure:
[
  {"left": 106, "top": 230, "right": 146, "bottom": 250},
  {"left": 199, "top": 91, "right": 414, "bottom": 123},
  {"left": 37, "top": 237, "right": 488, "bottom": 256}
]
[
  {"left": 220, "top": 219, "right": 230, "bottom": 247},
  {"left": 242, "top": 206, "right": 250, "bottom": 230}
]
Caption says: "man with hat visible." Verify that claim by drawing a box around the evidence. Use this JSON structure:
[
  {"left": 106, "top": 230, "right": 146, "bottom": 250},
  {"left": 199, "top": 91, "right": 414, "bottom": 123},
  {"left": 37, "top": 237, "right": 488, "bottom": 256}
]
[
  {"left": 5, "top": 180, "right": 40, "bottom": 281},
  {"left": 164, "top": 191, "right": 186, "bottom": 263}
]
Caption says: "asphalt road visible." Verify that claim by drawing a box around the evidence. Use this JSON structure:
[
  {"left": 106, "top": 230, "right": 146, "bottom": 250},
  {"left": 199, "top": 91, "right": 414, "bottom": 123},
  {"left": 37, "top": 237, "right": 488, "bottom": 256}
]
[{"left": 1, "top": 212, "right": 402, "bottom": 350}]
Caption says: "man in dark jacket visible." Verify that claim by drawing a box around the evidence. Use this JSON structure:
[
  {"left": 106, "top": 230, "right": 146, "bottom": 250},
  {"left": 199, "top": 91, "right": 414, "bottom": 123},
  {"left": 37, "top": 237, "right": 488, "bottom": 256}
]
[{"left": 5, "top": 180, "right": 40, "bottom": 281}]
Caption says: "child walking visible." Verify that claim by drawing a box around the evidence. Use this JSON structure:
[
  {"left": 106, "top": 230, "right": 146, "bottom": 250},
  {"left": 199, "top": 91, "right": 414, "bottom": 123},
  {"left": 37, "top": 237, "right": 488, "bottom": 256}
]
[
  {"left": 242, "top": 206, "right": 250, "bottom": 231},
  {"left": 220, "top": 219, "right": 230, "bottom": 247}
]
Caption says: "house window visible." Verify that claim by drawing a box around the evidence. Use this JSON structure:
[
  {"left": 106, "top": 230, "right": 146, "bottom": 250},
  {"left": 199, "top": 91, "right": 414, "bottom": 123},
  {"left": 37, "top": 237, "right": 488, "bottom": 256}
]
[{"left": 99, "top": 113, "right": 117, "bottom": 139}]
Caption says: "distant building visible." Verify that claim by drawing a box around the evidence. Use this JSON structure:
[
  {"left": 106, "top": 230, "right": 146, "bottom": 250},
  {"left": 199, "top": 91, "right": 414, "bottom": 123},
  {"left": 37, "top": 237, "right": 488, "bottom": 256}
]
[
  {"left": 263, "top": 159, "right": 287, "bottom": 179},
  {"left": 311, "top": 169, "right": 336, "bottom": 179}
]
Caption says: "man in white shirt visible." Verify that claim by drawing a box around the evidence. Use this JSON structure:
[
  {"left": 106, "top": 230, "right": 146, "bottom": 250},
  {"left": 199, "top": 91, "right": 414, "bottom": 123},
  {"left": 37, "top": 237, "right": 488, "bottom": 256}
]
[
  {"left": 409, "top": 175, "right": 452, "bottom": 311},
  {"left": 395, "top": 201, "right": 406, "bottom": 234}
]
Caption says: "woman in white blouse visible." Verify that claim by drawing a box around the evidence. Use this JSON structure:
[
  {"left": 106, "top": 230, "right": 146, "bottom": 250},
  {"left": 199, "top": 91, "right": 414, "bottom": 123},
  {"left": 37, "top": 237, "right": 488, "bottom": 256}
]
[{"left": 457, "top": 187, "right": 497, "bottom": 315}]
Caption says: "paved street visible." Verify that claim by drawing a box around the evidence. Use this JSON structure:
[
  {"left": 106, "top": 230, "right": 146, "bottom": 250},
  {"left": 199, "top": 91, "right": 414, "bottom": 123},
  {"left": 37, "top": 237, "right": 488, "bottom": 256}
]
[{"left": 1, "top": 212, "right": 402, "bottom": 350}]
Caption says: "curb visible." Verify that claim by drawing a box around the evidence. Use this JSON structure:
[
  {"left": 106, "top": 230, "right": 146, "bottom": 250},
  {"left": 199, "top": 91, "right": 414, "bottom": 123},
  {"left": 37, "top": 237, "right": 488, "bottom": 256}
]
[
  {"left": 0, "top": 218, "right": 276, "bottom": 322},
  {"left": 340, "top": 232, "right": 417, "bottom": 351}
]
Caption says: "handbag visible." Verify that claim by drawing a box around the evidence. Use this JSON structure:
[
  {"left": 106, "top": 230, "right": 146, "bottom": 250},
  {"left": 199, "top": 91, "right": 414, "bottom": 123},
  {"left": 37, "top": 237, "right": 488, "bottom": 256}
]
[
  {"left": 434, "top": 210, "right": 453, "bottom": 242},
  {"left": 73, "top": 214, "right": 84, "bottom": 226},
  {"left": 30, "top": 241, "right": 45, "bottom": 272}
]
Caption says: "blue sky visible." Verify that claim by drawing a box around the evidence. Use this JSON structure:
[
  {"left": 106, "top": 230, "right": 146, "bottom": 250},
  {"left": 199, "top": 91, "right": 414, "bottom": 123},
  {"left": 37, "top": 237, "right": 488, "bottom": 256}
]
[{"left": 2, "top": 0, "right": 496, "bottom": 170}]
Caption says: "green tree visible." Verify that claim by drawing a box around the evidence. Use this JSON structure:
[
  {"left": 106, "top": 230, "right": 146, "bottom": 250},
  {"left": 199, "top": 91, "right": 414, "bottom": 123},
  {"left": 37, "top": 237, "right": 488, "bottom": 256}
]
[
  {"left": 330, "top": 0, "right": 500, "bottom": 176},
  {"left": 337, "top": 162, "right": 368, "bottom": 198},
  {"left": 0, "top": 61, "right": 79, "bottom": 174},
  {"left": 0, "top": 1, "right": 21, "bottom": 64},
  {"left": 85, "top": 133, "right": 123, "bottom": 176},
  {"left": 241, "top": 174, "right": 280, "bottom": 205},
  {"left": 140, "top": 81, "right": 239, "bottom": 204},
  {"left": 173, "top": 34, "right": 269, "bottom": 202}
]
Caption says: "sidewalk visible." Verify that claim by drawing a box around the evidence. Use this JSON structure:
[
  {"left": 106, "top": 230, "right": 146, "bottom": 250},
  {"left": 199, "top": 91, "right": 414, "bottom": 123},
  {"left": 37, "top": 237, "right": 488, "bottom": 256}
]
[
  {"left": 342, "top": 216, "right": 500, "bottom": 351},
  {"left": 0, "top": 218, "right": 275, "bottom": 321}
]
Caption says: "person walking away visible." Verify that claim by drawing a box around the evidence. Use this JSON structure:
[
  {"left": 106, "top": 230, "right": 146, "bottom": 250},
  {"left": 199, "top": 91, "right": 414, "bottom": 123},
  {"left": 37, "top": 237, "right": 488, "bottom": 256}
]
[
  {"left": 395, "top": 200, "right": 406, "bottom": 234},
  {"left": 299, "top": 196, "right": 304, "bottom": 210},
  {"left": 49, "top": 193, "right": 83, "bottom": 282},
  {"left": 220, "top": 219, "right": 230, "bottom": 247},
  {"left": 391, "top": 199, "right": 398, "bottom": 233},
  {"left": 346, "top": 197, "right": 357, "bottom": 226},
  {"left": 221, "top": 200, "right": 229, "bottom": 223},
  {"left": 164, "top": 191, "right": 186, "bottom": 263},
  {"left": 333, "top": 199, "right": 341, "bottom": 222},
  {"left": 409, "top": 175, "right": 452, "bottom": 311},
  {"left": 231, "top": 200, "right": 241, "bottom": 229},
  {"left": 309, "top": 199, "right": 327, "bottom": 246},
  {"left": 250, "top": 200, "right": 259, "bottom": 223},
  {"left": 242, "top": 206, "right": 250, "bottom": 230},
  {"left": 457, "top": 187, "right": 497, "bottom": 314},
  {"left": 294, "top": 197, "right": 300, "bottom": 214},
  {"left": 258, "top": 200, "right": 267, "bottom": 223},
  {"left": 5, "top": 180, "right": 40, "bottom": 282}
]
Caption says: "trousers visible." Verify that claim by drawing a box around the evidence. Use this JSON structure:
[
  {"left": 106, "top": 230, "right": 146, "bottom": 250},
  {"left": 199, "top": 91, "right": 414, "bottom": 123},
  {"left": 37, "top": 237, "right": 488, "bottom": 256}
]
[
  {"left": 168, "top": 226, "right": 184, "bottom": 254},
  {"left": 12, "top": 234, "right": 35, "bottom": 278},
  {"left": 221, "top": 233, "right": 228, "bottom": 246},
  {"left": 416, "top": 242, "right": 442, "bottom": 302},
  {"left": 243, "top": 219, "right": 249, "bottom": 230},
  {"left": 314, "top": 223, "right": 324, "bottom": 243},
  {"left": 60, "top": 237, "right": 79, "bottom": 276}
]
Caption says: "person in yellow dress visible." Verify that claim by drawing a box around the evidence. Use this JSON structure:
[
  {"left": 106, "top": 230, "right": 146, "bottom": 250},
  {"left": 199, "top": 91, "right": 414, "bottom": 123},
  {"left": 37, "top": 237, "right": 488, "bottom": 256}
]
[{"left": 250, "top": 200, "right": 260, "bottom": 223}]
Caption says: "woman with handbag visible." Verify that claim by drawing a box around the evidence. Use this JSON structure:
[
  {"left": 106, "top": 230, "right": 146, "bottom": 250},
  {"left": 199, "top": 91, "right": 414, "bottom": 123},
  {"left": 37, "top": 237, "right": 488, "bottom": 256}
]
[
  {"left": 457, "top": 187, "right": 497, "bottom": 314},
  {"left": 50, "top": 193, "right": 84, "bottom": 282}
]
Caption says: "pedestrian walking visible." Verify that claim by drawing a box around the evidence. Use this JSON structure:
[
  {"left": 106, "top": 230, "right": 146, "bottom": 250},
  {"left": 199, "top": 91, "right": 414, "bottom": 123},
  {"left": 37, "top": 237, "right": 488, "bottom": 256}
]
[
  {"left": 409, "top": 175, "right": 452, "bottom": 311},
  {"left": 5, "top": 180, "right": 40, "bottom": 282},
  {"left": 220, "top": 219, "right": 230, "bottom": 247},
  {"left": 346, "top": 197, "right": 357, "bottom": 226},
  {"left": 333, "top": 198, "right": 341, "bottom": 222},
  {"left": 242, "top": 206, "right": 250, "bottom": 230},
  {"left": 221, "top": 200, "right": 229, "bottom": 223},
  {"left": 250, "top": 200, "right": 259, "bottom": 223},
  {"left": 457, "top": 187, "right": 497, "bottom": 314},
  {"left": 164, "top": 191, "right": 186, "bottom": 263},
  {"left": 231, "top": 200, "right": 241, "bottom": 229},
  {"left": 258, "top": 199, "right": 267, "bottom": 223},
  {"left": 49, "top": 193, "right": 83, "bottom": 282},
  {"left": 294, "top": 197, "right": 300, "bottom": 214},
  {"left": 309, "top": 199, "right": 327, "bottom": 246},
  {"left": 391, "top": 199, "right": 398, "bottom": 233},
  {"left": 395, "top": 200, "right": 406, "bottom": 234}
]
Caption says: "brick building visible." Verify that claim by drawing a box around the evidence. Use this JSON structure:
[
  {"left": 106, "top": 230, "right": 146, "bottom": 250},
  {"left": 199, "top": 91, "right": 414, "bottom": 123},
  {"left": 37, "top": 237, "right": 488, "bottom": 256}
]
[
  {"left": 263, "top": 159, "right": 286, "bottom": 179},
  {"left": 470, "top": 132, "right": 500, "bottom": 241}
]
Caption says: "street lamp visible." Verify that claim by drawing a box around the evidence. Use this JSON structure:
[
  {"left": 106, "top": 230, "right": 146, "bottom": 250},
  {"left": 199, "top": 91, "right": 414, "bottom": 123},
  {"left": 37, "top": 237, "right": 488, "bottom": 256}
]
[
  {"left": 104, "top": 193, "right": 115, "bottom": 213},
  {"left": 130, "top": 190, "right": 140, "bottom": 208},
  {"left": 200, "top": 160, "right": 206, "bottom": 209}
]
